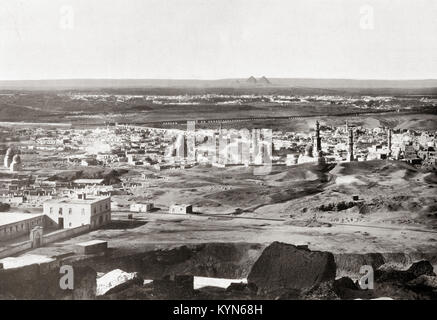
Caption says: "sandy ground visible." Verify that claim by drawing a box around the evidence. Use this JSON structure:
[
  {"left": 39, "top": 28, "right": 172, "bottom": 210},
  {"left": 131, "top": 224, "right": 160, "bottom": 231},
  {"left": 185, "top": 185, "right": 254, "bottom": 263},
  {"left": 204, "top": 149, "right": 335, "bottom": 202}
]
[
  {"left": 15, "top": 160, "right": 437, "bottom": 259},
  {"left": 25, "top": 210, "right": 437, "bottom": 259}
]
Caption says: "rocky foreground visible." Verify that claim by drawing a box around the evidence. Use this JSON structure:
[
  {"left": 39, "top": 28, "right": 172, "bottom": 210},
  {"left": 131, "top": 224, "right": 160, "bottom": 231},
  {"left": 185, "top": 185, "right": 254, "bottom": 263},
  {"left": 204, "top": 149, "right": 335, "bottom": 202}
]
[
  {"left": 0, "top": 241, "right": 436, "bottom": 300},
  {"left": 101, "top": 242, "right": 437, "bottom": 300}
]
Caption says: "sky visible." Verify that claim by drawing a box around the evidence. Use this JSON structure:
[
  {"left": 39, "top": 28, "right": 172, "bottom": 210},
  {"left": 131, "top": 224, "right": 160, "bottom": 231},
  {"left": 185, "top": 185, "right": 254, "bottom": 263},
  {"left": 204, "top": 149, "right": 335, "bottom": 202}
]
[{"left": 0, "top": 0, "right": 436, "bottom": 80}]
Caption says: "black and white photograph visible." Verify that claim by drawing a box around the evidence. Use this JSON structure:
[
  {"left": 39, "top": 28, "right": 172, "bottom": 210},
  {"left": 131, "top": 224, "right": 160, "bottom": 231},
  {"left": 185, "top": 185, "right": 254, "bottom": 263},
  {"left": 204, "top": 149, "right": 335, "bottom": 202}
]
[{"left": 0, "top": 0, "right": 437, "bottom": 308}]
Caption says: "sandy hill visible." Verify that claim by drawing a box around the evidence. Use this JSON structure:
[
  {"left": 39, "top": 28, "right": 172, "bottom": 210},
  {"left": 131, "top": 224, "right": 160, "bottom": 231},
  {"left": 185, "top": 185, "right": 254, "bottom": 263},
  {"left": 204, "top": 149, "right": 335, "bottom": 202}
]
[{"left": 329, "top": 160, "right": 419, "bottom": 177}]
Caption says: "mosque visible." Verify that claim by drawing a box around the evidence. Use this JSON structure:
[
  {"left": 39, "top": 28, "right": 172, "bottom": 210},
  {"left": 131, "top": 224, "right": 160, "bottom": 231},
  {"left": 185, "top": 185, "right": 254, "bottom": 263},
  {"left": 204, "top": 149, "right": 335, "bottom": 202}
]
[
  {"left": 3, "top": 147, "right": 22, "bottom": 172},
  {"left": 297, "top": 121, "right": 326, "bottom": 165}
]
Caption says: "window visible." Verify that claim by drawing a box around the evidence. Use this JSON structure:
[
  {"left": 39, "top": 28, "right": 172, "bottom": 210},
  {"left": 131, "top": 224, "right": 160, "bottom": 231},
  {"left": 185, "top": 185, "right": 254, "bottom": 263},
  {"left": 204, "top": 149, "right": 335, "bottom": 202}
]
[
  {"left": 50, "top": 207, "right": 53, "bottom": 214},
  {"left": 59, "top": 208, "right": 63, "bottom": 215},
  {"left": 69, "top": 208, "right": 72, "bottom": 215},
  {"left": 69, "top": 223, "right": 72, "bottom": 227},
  {"left": 94, "top": 207, "right": 96, "bottom": 214},
  {"left": 105, "top": 203, "right": 108, "bottom": 210}
]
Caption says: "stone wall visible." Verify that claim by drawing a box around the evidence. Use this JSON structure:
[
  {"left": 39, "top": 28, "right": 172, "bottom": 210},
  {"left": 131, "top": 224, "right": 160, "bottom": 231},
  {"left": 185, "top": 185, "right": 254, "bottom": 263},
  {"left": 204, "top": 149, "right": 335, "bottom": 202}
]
[
  {"left": 0, "top": 241, "right": 32, "bottom": 260},
  {"left": 0, "top": 224, "right": 91, "bottom": 259},
  {"left": 42, "top": 224, "right": 90, "bottom": 244}
]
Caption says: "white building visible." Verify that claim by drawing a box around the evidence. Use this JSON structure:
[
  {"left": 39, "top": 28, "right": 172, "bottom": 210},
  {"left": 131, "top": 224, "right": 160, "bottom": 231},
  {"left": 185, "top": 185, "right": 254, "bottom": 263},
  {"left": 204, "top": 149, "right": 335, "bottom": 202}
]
[
  {"left": 130, "top": 203, "right": 154, "bottom": 213},
  {"left": 43, "top": 194, "right": 111, "bottom": 229},
  {"left": 367, "top": 145, "right": 389, "bottom": 160},
  {"left": 0, "top": 212, "right": 45, "bottom": 241},
  {"left": 169, "top": 204, "right": 193, "bottom": 214}
]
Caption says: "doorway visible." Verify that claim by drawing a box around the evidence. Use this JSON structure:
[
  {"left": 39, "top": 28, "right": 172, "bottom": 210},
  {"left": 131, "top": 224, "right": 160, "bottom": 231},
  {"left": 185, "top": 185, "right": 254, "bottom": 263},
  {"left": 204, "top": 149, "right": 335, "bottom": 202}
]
[
  {"left": 58, "top": 217, "right": 64, "bottom": 229},
  {"left": 34, "top": 234, "right": 41, "bottom": 247}
]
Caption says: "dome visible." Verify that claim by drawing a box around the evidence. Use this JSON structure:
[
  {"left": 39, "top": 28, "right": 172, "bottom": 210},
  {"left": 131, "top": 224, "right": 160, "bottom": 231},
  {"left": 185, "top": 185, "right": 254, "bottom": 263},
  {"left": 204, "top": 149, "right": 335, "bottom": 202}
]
[{"left": 11, "top": 154, "right": 21, "bottom": 163}]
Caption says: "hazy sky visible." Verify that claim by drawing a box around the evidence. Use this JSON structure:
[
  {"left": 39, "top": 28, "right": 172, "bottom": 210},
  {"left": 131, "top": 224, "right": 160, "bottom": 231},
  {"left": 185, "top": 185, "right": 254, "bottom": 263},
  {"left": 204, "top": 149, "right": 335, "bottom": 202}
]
[{"left": 1, "top": 0, "right": 436, "bottom": 80}]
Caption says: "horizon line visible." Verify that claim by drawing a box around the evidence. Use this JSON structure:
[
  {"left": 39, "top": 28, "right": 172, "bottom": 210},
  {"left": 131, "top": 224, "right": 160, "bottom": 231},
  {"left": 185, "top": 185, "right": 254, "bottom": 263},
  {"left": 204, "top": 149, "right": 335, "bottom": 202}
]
[{"left": 1, "top": 77, "right": 437, "bottom": 82}]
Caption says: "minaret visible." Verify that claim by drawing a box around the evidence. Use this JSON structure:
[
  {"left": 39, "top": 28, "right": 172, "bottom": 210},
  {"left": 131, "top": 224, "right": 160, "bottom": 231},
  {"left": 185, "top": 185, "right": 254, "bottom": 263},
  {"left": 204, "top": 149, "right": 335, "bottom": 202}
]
[
  {"left": 4, "top": 148, "right": 14, "bottom": 168},
  {"left": 313, "top": 121, "right": 322, "bottom": 157},
  {"left": 387, "top": 128, "right": 392, "bottom": 158},
  {"left": 347, "top": 129, "right": 355, "bottom": 162},
  {"left": 226, "top": 134, "right": 232, "bottom": 164},
  {"left": 251, "top": 129, "right": 260, "bottom": 164}
]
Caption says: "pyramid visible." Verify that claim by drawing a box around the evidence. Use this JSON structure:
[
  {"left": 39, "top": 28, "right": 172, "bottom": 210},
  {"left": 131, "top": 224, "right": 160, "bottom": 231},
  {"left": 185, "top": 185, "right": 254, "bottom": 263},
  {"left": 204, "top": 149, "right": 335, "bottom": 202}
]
[
  {"left": 246, "top": 76, "right": 257, "bottom": 84},
  {"left": 259, "top": 76, "right": 271, "bottom": 85}
]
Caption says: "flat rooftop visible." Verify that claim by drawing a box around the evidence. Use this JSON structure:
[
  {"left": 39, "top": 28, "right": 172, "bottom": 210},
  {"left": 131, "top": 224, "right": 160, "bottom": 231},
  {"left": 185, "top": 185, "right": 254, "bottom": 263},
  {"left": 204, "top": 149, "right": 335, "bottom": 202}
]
[
  {"left": 44, "top": 196, "right": 110, "bottom": 205},
  {"left": 73, "top": 179, "right": 105, "bottom": 184},
  {"left": 0, "top": 254, "right": 55, "bottom": 269},
  {"left": 0, "top": 212, "right": 44, "bottom": 227},
  {"left": 76, "top": 240, "right": 107, "bottom": 247}
]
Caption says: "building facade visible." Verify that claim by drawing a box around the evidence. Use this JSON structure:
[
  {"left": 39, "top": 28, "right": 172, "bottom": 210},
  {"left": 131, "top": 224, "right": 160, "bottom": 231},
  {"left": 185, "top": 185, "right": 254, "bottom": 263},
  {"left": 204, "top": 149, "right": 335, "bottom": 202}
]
[
  {"left": 169, "top": 204, "right": 193, "bottom": 214},
  {"left": 130, "top": 202, "right": 154, "bottom": 213},
  {"left": 43, "top": 195, "right": 111, "bottom": 229},
  {"left": 0, "top": 212, "right": 45, "bottom": 241}
]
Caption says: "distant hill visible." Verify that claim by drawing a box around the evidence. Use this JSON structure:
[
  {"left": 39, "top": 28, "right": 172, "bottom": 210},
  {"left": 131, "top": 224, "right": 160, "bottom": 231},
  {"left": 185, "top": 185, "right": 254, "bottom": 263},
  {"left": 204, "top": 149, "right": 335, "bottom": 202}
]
[
  {"left": 269, "top": 78, "right": 437, "bottom": 89},
  {"left": 0, "top": 78, "right": 436, "bottom": 91}
]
